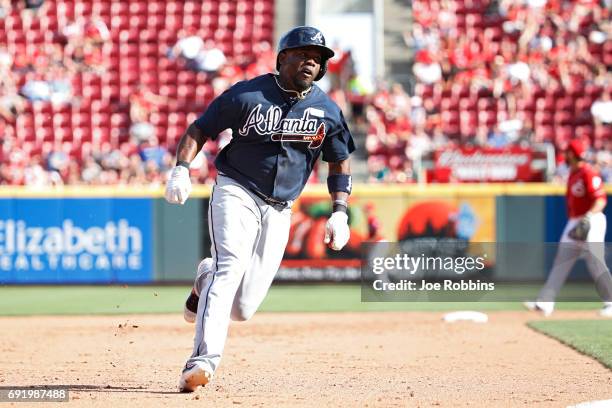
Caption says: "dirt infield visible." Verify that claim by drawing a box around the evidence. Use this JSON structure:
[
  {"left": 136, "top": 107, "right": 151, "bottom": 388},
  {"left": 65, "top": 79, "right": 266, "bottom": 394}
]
[{"left": 0, "top": 311, "right": 610, "bottom": 407}]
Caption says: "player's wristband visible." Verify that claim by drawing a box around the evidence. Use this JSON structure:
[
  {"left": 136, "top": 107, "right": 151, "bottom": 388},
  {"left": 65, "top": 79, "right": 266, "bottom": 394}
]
[
  {"left": 327, "top": 174, "right": 352, "bottom": 194},
  {"left": 176, "top": 160, "right": 191, "bottom": 169},
  {"left": 333, "top": 199, "right": 348, "bottom": 213}
]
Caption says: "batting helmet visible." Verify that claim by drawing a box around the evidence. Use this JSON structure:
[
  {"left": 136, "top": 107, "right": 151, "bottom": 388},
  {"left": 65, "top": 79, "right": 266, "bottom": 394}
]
[{"left": 276, "top": 26, "right": 335, "bottom": 81}]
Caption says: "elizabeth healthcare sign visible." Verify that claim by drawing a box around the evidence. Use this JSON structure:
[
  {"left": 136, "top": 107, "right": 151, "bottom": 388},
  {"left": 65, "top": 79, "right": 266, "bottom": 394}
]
[{"left": 0, "top": 198, "right": 153, "bottom": 283}]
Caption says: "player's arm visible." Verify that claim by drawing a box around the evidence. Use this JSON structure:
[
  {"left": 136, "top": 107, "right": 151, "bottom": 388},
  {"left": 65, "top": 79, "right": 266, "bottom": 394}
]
[
  {"left": 569, "top": 173, "right": 607, "bottom": 240},
  {"left": 328, "top": 159, "right": 350, "bottom": 208},
  {"left": 165, "top": 123, "right": 211, "bottom": 205},
  {"left": 585, "top": 171, "right": 607, "bottom": 216},
  {"left": 175, "top": 122, "right": 209, "bottom": 165},
  {"left": 589, "top": 197, "right": 607, "bottom": 214},
  {"left": 324, "top": 159, "right": 352, "bottom": 250}
]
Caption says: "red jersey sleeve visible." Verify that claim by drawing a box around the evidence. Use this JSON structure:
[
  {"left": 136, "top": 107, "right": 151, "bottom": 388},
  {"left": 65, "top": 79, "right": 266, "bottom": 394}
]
[{"left": 584, "top": 168, "right": 607, "bottom": 201}]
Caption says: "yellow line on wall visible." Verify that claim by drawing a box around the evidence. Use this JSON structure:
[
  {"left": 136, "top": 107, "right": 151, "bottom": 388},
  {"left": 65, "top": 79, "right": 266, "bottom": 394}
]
[{"left": 0, "top": 183, "right": 609, "bottom": 198}]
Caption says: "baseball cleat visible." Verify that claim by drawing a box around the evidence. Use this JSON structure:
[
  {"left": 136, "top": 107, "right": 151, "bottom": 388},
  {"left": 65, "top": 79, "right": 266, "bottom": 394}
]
[
  {"left": 179, "top": 363, "right": 211, "bottom": 393},
  {"left": 523, "top": 301, "right": 554, "bottom": 316},
  {"left": 600, "top": 304, "right": 612, "bottom": 318},
  {"left": 183, "top": 258, "right": 214, "bottom": 323}
]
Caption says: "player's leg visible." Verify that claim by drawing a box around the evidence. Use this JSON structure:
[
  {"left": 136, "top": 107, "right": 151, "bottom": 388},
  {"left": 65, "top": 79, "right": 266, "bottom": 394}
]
[
  {"left": 231, "top": 202, "right": 292, "bottom": 321},
  {"left": 531, "top": 220, "right": 581, "bottom": 314},
  {"left": 189, "top": 201, "right": 289, "bottom": 323},
  {"left": 581, "top": 213, "right": 612, "bottom": 315},
  {"left": 184, "top": 257, "right": 214, "bottom": 323},
  {"left": 180, "top": 176, "right": 261, "bottom": 391}
]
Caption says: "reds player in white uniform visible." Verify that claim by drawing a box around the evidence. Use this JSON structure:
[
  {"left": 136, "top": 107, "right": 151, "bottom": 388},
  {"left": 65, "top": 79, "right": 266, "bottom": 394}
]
[
  {"left": 165, "top": 26, "right": 356, "bottom": 392},
  {"left": 525, "top": 139, "right": 612, "bottom": 316}
]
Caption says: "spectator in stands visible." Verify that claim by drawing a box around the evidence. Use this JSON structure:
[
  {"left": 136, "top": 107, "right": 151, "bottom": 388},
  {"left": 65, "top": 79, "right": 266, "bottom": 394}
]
[
  {"left": 168, "top": 28, "right": 205, "bottom": 71},
  {"left": 64, "top": 40, "right": 103, "bottom": 74},
  {"left": 243, "top": 44, "right": 274, "bottom": 79},
  {"left": 20, "top": 64, "right": 71, "bottom": 105},
  {"left": 430, "top": 125, "right": 450, "bottom": 150},
  {"left": 137, "top": 136, "right": 170, "bottom": 170},
  {"left": 84, "top": 19, "right": 110, "bottom": 46},
  {"left": 47, "top": 66, "right": 73, "bottom": 106},
  {"left": 410, "top": 96, "right": 427, "bottom": 127},
  {"left": 389, "top": 0, "right": 612, "bottom": 182},
  {"left": 94, "top": 142, "right": 126, "bottom": 175},
  {"left": 367, "top": 155, "right": 391, "bottom": 183},
  {"left": 594, "top": 141, "right": 611, "bottom": 183},
  {"left": 143, "top": 159, "right": 164, "bottom": 186},
  {"left": 591, "top": 91, "right": 612, "bottom": 125},
  {"left": 128, "top": 121, "right": 155, "bottom": 144},
  {"left": 129, "top": 85, "right": 166, "bottom": 143},
  {"left": 406, "top": 127, "right": 432, "bottom": 161},
  {"left": 124, "top": 155, "right": 147, "bottom": 184},
  {"left": 0, "top": 150, "right": 25, "bottom": 185},
  {"left": 0, "top": 47, "right": 13, "bottom": 87},
  {"left": 0, "top": 0, "right": 10, "bottom": 19},
  {"left": 80, "top": 156, "right": 102, "bottom": 184},
  {"left": 325, "top": 43, "right": 354, "bottom": 90},
  {"left": 23, "top": 154, "right": 61, "bottom": 186},
  {"left": 20, "top": 75, "right": 52, "bottom": 102},
  {"left": 24, "top": 0, "right": 44, "bottom": 11},
  {"left": 21, "top": 0, "right": 46, "bottom": 30},
  {"left": 193, "top": 40, "right": 227, "bottom": 74},
  {"left": 412, "top": 50, "right": 442, "bottom": 84},
  {"left": 0, "top": 86, "right": 26, "bottom": 124},
  {"left": 62, "top": 161, "right": 81, "bottom": 185},
  {"left": 129, "top": 85, "right": 165, "bottom": 123},
  {"left": 62, "top": 19, "right": 109, "bottom": 75},
  {"left": 46, "top": 146, "right": 69, "bottom": 181},
  {"left": 190, "top": 151, "right": 211, "bottom": 185}
]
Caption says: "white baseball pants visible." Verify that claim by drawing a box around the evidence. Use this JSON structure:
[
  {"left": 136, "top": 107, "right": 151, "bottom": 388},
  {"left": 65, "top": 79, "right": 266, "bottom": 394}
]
[
  {"left": 538, "top": 212, "right": 611, "bottom": 303},
  {"left": 186, "top": 174, "right": 292, "bottom": 374}
]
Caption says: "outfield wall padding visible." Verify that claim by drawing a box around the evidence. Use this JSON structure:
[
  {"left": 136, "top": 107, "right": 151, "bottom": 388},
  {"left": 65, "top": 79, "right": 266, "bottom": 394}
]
[{"left": 0, "top": 185, "right": 608, "bottom": 284}]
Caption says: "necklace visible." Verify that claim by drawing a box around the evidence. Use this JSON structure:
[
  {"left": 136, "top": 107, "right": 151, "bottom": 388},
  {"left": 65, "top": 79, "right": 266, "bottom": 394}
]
[{"left": 274, "top": 75, "right": 311, "bottom": 100}]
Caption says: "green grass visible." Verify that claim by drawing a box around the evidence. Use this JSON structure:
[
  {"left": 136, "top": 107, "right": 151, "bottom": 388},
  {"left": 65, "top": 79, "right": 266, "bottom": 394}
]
[
  {"left": 0, "top": 284, "right": 603, "bottom": 316},
  {"left": 528, "top": 320, "right": 612, "bottom": 369},
  {"left": 0, "top": 286, "right": 187, "bottom": 316}
]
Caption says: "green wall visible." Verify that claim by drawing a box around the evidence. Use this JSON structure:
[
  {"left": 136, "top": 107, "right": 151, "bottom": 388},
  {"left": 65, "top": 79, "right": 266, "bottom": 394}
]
[{"left": 154, "top": 198, "right": 203, "bottom": 282}]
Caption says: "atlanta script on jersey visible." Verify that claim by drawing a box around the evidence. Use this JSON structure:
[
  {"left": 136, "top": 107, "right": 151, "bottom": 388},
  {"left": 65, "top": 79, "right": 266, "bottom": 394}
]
[
  {"left": 194, "top": 73, "right": 355, "bottom": 202},
  {"left": 239, "top": 104, "right": 326, "bottom": 149}
]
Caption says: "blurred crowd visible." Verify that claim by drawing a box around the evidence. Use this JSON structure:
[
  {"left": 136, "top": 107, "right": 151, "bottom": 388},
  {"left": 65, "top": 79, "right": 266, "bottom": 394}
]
[
  {"left": 0, "top": 0, "right": 276, "bottom": 186},
  {"left": 361, "top": 0, "right": 611, "bottom": 183}
]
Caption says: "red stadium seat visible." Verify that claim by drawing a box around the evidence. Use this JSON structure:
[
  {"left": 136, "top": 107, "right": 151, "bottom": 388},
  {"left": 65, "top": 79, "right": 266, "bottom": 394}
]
[
  {"left": 0, "top": 0, "right": 276, "bottom": 185},
  {"left": 535, "top": 110, "right": 554, "bottom": 126}
]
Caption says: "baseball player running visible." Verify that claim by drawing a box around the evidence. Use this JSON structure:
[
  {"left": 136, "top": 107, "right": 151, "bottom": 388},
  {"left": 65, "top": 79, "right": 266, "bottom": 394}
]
[
  {"left": 525, "top": 139, "right": 612, "bottom": 317},
  {"left": 165, "top": 26, "right": 355, "bottom": 392}
]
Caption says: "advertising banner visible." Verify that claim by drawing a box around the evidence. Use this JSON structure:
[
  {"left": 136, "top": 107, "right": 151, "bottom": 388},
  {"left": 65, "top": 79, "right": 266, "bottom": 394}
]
[
  {"left": 428, "top": 147, "right": 543, "bottom": 182},
  {"left": 0, "top": 198, "right": 153, "bottom": 283},
  {"left": 274, "top": 194, "right": 496, "bottom": 281}
]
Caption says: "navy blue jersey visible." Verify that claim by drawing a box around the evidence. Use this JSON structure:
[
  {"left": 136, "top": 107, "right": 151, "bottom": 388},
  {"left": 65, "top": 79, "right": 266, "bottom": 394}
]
[{"left": 194, "top": 74, "right": 355, "bottom": 202}]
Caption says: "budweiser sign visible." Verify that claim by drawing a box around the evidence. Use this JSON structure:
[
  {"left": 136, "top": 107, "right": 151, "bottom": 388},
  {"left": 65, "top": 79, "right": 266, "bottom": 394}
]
[{"left": 429, "top": 147, "right": 539, "bottom": 182}]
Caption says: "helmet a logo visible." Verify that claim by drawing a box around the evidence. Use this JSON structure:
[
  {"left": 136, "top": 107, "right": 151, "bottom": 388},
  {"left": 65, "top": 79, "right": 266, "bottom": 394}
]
[{"left": 310, "top": 32, "right": 323, "bottom": 43}]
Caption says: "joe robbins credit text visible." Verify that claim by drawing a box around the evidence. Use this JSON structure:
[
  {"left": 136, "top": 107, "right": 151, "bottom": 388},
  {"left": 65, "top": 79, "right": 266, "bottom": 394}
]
[{"left": 372, "top": 279, "right": 495, "bottom": 292}]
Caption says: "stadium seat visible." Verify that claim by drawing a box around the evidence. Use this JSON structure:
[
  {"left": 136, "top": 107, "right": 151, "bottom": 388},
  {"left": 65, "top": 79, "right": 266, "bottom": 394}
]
[{"left": 28, "top": 1, "right": 609, "bottom": 186}]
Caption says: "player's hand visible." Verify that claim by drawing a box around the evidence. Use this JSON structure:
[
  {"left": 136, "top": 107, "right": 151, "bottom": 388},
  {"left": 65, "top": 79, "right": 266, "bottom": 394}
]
[
  {"left": 568, "top": 213, "right": 591, "bottom": 241},
  {"left": 324, "top": 212, "right": 350, "bottom": 251},
  {"left": 165, "top": 166, "right": 192, "bottom": 205}
]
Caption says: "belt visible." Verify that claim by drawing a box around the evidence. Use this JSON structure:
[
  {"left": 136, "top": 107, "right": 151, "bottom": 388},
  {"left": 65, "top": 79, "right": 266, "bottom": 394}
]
[{"left": 249, "top": 188, "right": 289, "bottom": 209}]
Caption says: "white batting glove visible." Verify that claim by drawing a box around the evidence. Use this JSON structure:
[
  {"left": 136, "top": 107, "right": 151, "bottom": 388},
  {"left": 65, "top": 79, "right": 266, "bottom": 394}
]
[
  {"left": 324, "top": 212, "right": 350, "bottom": 251},
  {"left": 165, "top": 166, "right": 192, "bottom": 205}
]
